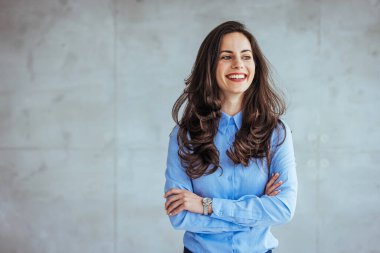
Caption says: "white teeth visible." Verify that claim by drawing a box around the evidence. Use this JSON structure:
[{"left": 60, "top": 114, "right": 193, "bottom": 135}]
[{"left": 227, "top": 74, "right": 245, "bottom": 79}]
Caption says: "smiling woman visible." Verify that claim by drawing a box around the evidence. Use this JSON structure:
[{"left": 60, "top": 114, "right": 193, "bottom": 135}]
[
  {"left": 164, "top": 21, "right": 297, "bottom": 253},
  {"left": 216, "top": 32, "right": 255, "bottom": 107}
]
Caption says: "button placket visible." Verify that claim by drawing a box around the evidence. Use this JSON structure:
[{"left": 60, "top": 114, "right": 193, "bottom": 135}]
[{"left": 226, "top": 124, "right": 234, "bottom": 146}]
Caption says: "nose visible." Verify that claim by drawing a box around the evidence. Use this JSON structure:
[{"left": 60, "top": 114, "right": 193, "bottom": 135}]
[{"left": 232, "top": 58, "right": 243, "bottom": 69}]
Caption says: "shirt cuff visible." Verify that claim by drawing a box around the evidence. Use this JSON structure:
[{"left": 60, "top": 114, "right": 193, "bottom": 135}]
[
  {"left": 211, "top": 198, "right": 231, "bottom": 218},
  {"left": 210, "top": 197, "right": 264, "bottom": 222}
]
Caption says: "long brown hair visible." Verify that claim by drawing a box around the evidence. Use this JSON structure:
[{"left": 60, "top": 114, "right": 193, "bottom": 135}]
[{"left": 172, "top": 21, "right": 286, "bottom": 179}]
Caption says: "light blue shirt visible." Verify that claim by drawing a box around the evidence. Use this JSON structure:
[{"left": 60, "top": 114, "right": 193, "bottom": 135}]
[{"left": 164, "top": 111, "right": 297, "bottom": 253}]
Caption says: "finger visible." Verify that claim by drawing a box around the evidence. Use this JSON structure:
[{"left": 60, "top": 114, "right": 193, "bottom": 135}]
[
  {"left": 268, "top": 190, "right": 281, "bottom": 196},
  {"left": 167, "top": 199, "right": 184, "bottom": 215},
  {"left": 169, "top": 203, "right": 185, "bottom": 216},
  {"left": 266, "top": 180, "right": 282, "bottom": 194},
  {"left": 164, "top": 188, "right": 183, "bottom": 198},
  {"left": 165, "top": 194, "right": 182, "bottom": 210},
  {"left": 165, "top": 194, "right": 179, "bottom": 209},
  {"left": 266, "top": 173, "right": 280, "bottom": 188},
  {"left": 164, "top": 188, "right": 181, "bottom": 198},
  {"left": 267, "top": 180, "right": 283, "bottom": 193}
]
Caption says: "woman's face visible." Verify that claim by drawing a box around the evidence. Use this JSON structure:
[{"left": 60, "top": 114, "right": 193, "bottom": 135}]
[{"left": 216, "top": 32, "right": 255, "bottom": 99}]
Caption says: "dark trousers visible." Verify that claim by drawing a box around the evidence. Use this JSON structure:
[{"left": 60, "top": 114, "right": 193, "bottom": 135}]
[{"left": 184, "top": 247, "right": 272, "bottom": 253}]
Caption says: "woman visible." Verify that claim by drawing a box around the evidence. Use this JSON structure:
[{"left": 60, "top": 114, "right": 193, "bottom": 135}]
[{"left": 163, "top": 21, "right": 297, "bottom": 253}]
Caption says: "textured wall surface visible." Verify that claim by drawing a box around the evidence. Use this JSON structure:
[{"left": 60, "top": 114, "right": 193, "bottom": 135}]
[{"left": 0, "top": 0, "right": 379, "bottom": 252}]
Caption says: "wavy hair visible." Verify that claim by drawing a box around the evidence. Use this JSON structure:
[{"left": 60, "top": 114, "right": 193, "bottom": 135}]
[{"left": 172, "top": 21, "right": 286, "bottom": 179}]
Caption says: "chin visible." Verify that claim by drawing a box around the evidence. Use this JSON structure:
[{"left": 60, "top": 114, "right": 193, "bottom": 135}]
[
  {"left": 232, "top": 86, "right": 250, "bottom": 94},
  {"left": 230, "top": 90, "right": 247, "bottom": 95}
]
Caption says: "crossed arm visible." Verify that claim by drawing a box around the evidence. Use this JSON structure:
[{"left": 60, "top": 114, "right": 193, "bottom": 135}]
[
  {"left": 163, "top": 124, "right": 297, "bottom": 232},
  {"left": 164, "top": 172, "right": 282, "bottom": 216}
]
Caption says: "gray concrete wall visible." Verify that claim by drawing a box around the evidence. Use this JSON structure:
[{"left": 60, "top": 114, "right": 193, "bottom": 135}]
[{"left": 0, "top": 0, "right": 379, "bottom": 252}]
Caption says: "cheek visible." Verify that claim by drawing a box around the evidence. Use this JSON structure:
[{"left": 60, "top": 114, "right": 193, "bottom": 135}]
[
  {"left": 249, "top": 65, "right": 256, "bottom": 81},
  {"left": 216, "top": 66, "right": 224, "bottom": 85}
]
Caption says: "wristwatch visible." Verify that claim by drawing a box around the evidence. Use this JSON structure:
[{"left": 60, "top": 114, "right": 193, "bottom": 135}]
[{"left": 202, "top": 197, "right": 212, "bottom": 215}]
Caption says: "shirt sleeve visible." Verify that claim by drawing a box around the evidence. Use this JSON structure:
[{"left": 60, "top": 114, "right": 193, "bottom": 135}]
[
  {"left": 164, "top": 126, "right": 250, "bottom": 234},
  {"left": 210, "top": 122, "right": 298, "bottom": 227}
]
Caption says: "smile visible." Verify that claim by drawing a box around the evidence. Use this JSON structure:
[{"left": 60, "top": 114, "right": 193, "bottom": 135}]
[{"left": 226, "top": 73, "right": 247, "bottom": 82}]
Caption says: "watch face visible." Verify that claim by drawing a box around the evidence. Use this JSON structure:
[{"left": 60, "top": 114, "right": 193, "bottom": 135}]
[{"left": 203, "top": 198, "right": 212, "bottom": 204}]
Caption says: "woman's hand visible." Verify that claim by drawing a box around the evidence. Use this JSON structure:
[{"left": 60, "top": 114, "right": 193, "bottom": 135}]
[
  {"left": 265, "top": 172, "right": 283, "bottom": 196},
  {"left": 164, "top": 189, "right": 203, "bottom": 216}
]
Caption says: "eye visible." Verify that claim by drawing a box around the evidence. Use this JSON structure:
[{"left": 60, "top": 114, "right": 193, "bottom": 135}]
[
  {"left": 242, "top": 55, "right": 252, "bottom": 60},
  {"left": 221, "top": 55, "right": 231, "bottom": 60}
]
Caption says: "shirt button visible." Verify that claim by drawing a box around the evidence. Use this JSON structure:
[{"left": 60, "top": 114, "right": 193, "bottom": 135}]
[{"left": 219, "top": 211, "right": 223, "bottom": 215}]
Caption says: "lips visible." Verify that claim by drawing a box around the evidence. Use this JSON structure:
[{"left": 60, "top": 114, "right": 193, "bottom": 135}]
[{"left": 226, "top": 73, "right": 247, "bottom": 82}]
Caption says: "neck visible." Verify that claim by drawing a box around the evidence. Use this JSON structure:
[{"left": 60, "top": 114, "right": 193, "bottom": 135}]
[{"left": 221, "top": 93, "right": 243, "bottom": 116}]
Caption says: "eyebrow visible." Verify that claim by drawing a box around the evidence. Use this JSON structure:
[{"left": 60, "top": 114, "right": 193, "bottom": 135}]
[{"left": 220, "top": 49, "right": 252, "bottom": 54}]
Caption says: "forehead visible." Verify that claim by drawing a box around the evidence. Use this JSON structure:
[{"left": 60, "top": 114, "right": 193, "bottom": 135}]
[{"left": 219, "top": 32, "right": 252, "bottom": 51}]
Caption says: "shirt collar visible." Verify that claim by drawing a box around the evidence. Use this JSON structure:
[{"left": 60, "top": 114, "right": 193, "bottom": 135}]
[{"left": 218, "top": 110, "right": 243, "bottom": 135}]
